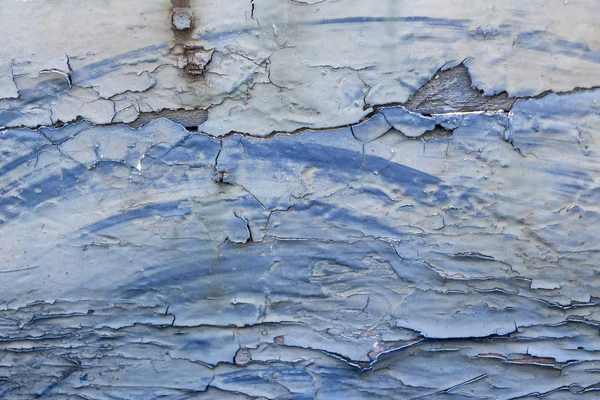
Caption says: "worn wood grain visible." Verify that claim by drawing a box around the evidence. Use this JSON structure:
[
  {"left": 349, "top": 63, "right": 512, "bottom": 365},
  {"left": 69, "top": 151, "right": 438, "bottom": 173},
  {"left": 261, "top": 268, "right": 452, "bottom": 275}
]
[{"left": 404, "top": 64, "right": 517, "bottom": 114}]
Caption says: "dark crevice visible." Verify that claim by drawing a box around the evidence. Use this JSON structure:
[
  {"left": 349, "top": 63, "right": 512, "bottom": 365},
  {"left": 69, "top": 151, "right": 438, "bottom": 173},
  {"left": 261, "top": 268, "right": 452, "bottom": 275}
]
[
  {"left": 128, "top": 108, "right": 208, "bottom": 129},
  {"left": 421, "top": 125, "right": 454, "bottom": 141}
]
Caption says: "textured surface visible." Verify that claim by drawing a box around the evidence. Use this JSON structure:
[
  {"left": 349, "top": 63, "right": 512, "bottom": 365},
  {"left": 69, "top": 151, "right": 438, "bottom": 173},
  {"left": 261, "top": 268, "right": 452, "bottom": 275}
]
[{"left": 2, "top": 1, "right": 600, "bottom": 399}]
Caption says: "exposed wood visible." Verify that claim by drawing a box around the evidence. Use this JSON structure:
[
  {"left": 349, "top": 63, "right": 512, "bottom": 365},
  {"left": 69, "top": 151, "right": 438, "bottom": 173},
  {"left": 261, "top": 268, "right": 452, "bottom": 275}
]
[{"left": 405, "top": 64, "right": 517, "bottom": 114}]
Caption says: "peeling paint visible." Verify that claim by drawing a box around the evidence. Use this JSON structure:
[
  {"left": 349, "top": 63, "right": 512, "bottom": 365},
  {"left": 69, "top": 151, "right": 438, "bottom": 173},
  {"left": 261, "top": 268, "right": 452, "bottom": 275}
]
[{"left": 2, "top": 1, "right": 600, "bottom": 398}]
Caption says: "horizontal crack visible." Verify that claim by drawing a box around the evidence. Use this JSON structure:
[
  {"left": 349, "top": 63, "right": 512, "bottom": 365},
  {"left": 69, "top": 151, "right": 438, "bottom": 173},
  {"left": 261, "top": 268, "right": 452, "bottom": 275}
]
[{"left": 5, "top": 61, "right": 598, "bottom": 139}]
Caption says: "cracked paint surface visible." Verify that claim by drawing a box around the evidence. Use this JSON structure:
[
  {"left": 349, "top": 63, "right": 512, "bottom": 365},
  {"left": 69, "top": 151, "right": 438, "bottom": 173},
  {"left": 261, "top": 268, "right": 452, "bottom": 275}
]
[
  {"left": 1, "top": 0, "right": 600, "bottom": 134},
  {"left": 1, "top": 1, "right": 600, "bottom": 399}
]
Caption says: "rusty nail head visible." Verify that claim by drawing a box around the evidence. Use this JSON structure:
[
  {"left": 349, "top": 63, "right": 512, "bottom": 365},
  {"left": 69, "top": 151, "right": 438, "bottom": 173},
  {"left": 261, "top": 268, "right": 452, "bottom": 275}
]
[{"left": 172, "top": 8, "right": 193, "bottom": 30}]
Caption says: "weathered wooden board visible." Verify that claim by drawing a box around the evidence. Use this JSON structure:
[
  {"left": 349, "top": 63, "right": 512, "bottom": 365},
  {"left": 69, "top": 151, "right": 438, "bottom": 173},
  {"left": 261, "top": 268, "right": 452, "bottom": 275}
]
[{"left": 1, "top": 1, "right": 600, "bottom": 399}]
